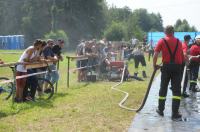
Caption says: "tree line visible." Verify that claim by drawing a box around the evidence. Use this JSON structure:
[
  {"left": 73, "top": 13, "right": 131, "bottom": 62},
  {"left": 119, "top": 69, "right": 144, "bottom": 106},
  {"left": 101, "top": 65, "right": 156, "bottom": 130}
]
[{"left": 0, "top": 0, "right": 197, "bottom": 49}]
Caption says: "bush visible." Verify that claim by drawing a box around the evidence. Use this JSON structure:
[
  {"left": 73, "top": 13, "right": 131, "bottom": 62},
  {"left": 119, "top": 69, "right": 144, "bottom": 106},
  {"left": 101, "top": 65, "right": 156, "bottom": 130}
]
[{"left": 104, "top": 22, "right": 126, "bottom": 41}]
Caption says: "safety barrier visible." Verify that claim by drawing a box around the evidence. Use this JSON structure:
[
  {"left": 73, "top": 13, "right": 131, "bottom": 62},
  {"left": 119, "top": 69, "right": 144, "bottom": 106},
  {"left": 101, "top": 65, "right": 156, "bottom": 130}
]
[
  {"left": 0, "top": 60, "right": 57, "bottom": 84},
  {"left": 66, "top": 55, "right": 100, "bottom": 87}
]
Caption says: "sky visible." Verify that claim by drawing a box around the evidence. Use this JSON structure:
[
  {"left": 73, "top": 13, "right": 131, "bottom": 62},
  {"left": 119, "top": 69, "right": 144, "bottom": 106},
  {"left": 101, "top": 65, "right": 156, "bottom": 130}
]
[{"left": 106, "top": 0, "right": 200, "bottom": 31}]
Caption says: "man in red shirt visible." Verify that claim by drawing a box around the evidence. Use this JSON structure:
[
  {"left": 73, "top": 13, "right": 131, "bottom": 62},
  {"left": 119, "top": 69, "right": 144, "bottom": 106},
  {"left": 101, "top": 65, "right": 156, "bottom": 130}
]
[
  {"left": 189, "top": 35, "right": 200, "bottom": 92},
  {"left": 181, "top": 35, "right": 191, "bottom": 97},
  {"left": 153, "top": 25, "right": 183, "bottom": 121}
]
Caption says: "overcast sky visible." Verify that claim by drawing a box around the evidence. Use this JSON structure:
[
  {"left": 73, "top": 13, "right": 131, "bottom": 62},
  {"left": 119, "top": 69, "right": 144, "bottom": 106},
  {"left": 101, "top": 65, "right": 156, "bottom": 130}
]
[{"left": 106, "top": 0, "right": 200, "bottom": 31}]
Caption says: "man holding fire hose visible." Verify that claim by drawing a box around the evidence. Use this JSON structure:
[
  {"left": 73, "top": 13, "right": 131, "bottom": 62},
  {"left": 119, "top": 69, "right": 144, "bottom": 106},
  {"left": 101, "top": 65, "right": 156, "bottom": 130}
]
[{"left": 153, "top": 25, "right": 183, "bottom": 121}]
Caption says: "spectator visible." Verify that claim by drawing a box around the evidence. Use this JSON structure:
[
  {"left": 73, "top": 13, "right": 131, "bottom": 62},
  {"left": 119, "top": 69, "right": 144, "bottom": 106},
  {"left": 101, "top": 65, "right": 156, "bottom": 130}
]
[
  {"left": 76, "top": 40, "right": 86, "bottom": 81},
  {"left": 16, "top": 39, "right": 43, "bottom": 102},
  {"left": 42, "top": 39, "right": 59, "bottom": 92},
  {"left": 23, "top": 40, "right": 47, "bottom": 101}
]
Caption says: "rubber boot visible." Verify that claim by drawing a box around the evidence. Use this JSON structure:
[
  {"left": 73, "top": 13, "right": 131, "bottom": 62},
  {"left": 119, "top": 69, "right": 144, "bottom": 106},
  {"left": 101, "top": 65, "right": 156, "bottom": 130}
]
[
  {"left": 172, "top": 99, "right": 182, "bottom": 121},
  {"left": 142, "top": 71, "right": 147, "bottom": 78},
  {"left": 157, "top": 99, "right": 165, "bottom": 116}
]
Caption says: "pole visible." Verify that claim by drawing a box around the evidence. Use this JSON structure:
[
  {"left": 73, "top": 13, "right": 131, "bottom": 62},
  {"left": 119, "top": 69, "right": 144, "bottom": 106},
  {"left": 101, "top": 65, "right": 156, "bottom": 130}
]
[
  {"left": 55, "top": 60, "right": 60, "bottom": 93},
  {"left": 67, "top": 57, "right": 70, "bottom": 88}
]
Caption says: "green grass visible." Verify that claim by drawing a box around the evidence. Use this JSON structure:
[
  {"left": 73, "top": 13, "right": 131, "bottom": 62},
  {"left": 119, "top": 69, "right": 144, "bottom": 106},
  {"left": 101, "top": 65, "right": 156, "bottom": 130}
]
[{"left": 0, "top": 50, "right": 155, "bottom": 132}]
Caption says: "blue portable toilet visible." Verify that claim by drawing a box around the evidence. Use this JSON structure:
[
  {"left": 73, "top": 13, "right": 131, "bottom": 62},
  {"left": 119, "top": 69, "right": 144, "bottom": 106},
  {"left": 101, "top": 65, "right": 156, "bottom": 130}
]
[
  {"left": 0, "top": 35, "right": 25, "bottom": 49},
  {"left": 15, "top": 35, "right": 19, "bottom": 49},
  {"left": 18, "top": 35, "right": 25, "bottom": 49},
  {"left": 8, "top": 36, "right": 12, "bottom": 49},
  {"left": 0, "top": 36, "right": 2, "bottom": 49},
  {"left": 10, "top": 35, "right": 15, "bottom": 49},
  {"left": 4, "top": 36, "right": 9, "bottom": 49}
]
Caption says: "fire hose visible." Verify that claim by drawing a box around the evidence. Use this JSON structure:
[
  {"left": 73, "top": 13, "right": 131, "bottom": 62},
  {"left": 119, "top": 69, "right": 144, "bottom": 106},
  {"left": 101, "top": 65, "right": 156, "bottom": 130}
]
[{"left": 111, "top": 63, "right": 160, "bottom": 112}]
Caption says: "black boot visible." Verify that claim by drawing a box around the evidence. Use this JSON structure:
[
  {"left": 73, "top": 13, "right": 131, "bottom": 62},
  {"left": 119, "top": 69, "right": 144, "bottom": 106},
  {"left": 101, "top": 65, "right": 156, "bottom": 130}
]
[
  {"left": 156, "top": 109, "right": 164, "bottom": 116},
  {"left": 142, "top": 71, "right": 147, "bottom": 78},
  {"left": 157, "top": 99, "right": 165, "bottom": 116},
  {"left": 182, "top": 92, "right": 190, "bottom": 98},
  {"left": 172, "top": 99, "right": 182, "bottom": 121},
  {"left": 192, "top": 85, "right": 200, "bottom": 92},
  {"left": 172, "top": 112, "right": 182, "bottom": 121}
]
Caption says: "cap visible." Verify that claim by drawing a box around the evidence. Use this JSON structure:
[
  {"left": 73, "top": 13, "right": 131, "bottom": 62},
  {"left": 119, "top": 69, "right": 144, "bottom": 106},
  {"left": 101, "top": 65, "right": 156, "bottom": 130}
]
[{"left": 195, "top": 35, "right": 200, "bottom": 40}]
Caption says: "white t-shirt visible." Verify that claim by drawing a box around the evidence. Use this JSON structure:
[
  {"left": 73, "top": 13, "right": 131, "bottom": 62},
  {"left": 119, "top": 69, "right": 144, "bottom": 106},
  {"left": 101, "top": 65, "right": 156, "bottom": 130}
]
[{"left": 16, "top": 46, "right": 39, "bottom": 72}]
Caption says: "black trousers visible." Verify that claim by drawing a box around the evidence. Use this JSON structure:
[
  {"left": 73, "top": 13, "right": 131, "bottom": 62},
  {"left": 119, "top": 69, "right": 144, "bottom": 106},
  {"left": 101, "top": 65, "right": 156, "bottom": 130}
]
[
  {"left": 148, "top": 50, "right": 154, "bottom": 61},
  {"left": 189, "top": 61, "right": 200, "bottom": 89},
  {"left": 134, "top": 55, "right": 146, "bottom": 68},
  {"left": 158, "top": 64, "right": 182, "bottom": 114},
  {"left": 23, "top": 69, "right": 38, "bottom": 99}
]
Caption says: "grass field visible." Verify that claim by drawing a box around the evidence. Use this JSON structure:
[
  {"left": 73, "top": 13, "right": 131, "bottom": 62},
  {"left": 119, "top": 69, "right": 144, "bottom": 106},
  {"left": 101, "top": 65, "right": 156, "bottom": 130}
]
[{"left": 0, "top": 50, "right": 156, "bottom": 132}]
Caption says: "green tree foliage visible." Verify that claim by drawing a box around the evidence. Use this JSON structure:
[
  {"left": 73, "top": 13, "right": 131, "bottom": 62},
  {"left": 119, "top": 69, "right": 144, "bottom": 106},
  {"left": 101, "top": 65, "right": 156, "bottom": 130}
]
[
  {"left": 107, "top": 8, "right": 163, "bottom": 40},
  {"left": 0, "top": 0, "right": 198, "bottom": 48},
  {"left": 174, "top": 19, "right": 197, "bottom": 32},
  {"left": 44, "top": 30, "right": 68, "bottom": 45},
  {"left": 104, "top": 22, "right": 126, "bottom": 41},
  {"left": 133, "top": 9, "right": 163, "bottom": 32},
  {"left": 0, "top": 0, "right": 107, "bottom": 48},
  {"left": 107, "top": 6, "right": 132, "bottom": 23}
]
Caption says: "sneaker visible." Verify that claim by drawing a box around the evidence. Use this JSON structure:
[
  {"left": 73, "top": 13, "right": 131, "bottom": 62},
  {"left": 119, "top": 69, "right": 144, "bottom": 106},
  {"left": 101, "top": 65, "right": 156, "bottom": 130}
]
[
  {"left": 172, "top": 112, "right": 182, "bottom": 121},
  {"left": 182, "top": 92, "right": 190, "bottom": 98},
  {"left": 156, "top": 109, "right": 164, "bottom": 116},
  {"left": 25, "top": 96, "right": 34, "bottom": 102}
]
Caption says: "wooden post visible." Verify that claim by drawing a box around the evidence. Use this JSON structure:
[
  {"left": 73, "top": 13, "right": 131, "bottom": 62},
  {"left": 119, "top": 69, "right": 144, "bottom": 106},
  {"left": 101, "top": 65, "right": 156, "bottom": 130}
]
[
  {"left": 55, "top": 60, "right": 60, "bottom": 93},
  {"left": 67, "top": 57, "right": 70, "bottom": 88}
]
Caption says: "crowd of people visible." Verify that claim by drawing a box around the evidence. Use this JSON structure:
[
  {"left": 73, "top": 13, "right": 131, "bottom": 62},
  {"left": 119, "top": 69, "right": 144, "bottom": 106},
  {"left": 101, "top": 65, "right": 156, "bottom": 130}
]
[{"left": 14, "top": 39, "right": 64, "bottom": 102}]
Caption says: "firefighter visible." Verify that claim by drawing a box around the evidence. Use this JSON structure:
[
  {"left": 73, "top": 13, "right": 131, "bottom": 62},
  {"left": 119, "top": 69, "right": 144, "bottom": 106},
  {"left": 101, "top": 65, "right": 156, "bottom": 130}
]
[
  {"left": 181, "top": 35, "right": 191, "bottom": 97},
  {"left": 189, "top": 35, "right": 200, "bottom": 92},
  {"left": 153, "top": 25, "right": 183, "bottom": 121},
  {"left": 132, "top": 45, "right": 147, "bottom": 78}
]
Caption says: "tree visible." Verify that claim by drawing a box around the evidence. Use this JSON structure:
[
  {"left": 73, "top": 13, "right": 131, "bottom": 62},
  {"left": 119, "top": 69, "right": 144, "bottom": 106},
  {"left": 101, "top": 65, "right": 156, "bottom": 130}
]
[
  {"left": 104, "top": 22, "right": 126, "bottom": 41},
  {"left": 174, "top": 19, "right": 197, "bottom": 32},
  {"left": 107, "top": 6, "right": 132, "bottom": 23},
  {"left": 133, "top": 9, "right": 163, "bottom": 32}
]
